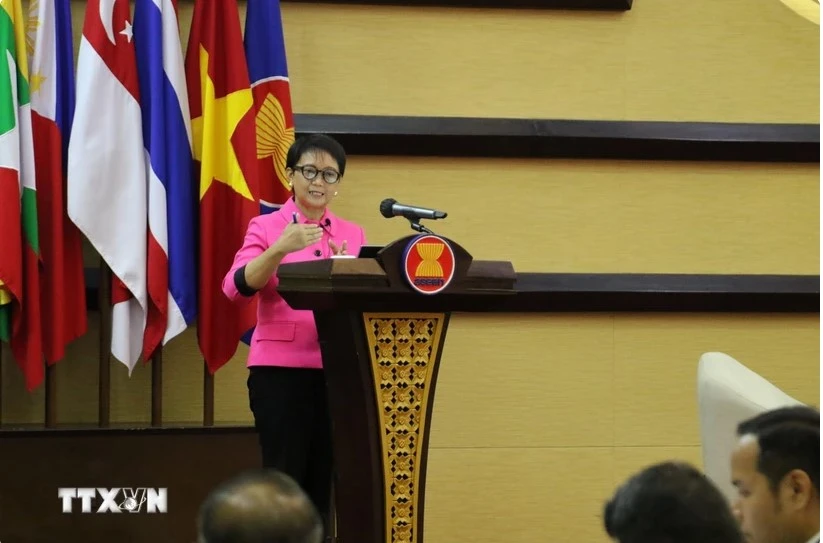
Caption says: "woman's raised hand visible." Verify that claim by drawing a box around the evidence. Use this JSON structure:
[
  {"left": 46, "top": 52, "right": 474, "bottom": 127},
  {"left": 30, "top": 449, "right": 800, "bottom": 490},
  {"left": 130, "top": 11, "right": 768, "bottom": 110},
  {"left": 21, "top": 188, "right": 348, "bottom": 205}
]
[{"left": 275, "top": 222, "right": 323, "bottom": 254}]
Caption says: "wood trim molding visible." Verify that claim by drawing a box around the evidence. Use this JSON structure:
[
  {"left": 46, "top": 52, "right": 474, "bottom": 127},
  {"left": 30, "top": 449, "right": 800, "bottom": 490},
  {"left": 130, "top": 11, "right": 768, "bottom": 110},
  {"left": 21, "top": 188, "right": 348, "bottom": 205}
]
[
  {"left": 294, "top": 114, "right": 820, "bottom": 162},
  {"left": 84, "top": 268, "right": 819, "bottom": 313},
  {"left": 0, "top": 424, "right": 256, "bottom": 437},
  {"left": 508, "top": 273, "right": 819, "bottom": 313},
  {"left": 284, "top": 0, "right": 633, "bottom": 9}
]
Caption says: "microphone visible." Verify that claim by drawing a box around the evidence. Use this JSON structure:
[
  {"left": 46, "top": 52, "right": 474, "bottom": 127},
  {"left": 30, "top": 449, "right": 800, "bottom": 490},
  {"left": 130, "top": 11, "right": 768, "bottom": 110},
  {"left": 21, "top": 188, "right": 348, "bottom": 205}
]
[
  {"left": 315, "top": 219, "right": 331, "bottom": 257},
  {"left": 379, "top": 198, "right": 447, "bottom": 221},
  {"left": 317, "top": 217, "right": 332, "bottom": 234}
]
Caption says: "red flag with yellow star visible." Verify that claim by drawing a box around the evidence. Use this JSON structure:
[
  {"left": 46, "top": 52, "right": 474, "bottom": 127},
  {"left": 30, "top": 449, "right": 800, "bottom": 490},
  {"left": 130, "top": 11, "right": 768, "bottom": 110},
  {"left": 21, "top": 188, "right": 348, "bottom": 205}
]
[{"left": 185, "top": 0, "right": 260, "bottom": 373}]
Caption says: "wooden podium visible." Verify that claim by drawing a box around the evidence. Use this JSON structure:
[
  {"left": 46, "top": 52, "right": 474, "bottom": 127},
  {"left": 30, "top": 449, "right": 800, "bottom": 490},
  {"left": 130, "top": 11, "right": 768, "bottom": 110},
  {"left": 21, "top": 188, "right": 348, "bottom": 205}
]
[{"left": 276, "top": 234, "right": 516, "bottom": 543}]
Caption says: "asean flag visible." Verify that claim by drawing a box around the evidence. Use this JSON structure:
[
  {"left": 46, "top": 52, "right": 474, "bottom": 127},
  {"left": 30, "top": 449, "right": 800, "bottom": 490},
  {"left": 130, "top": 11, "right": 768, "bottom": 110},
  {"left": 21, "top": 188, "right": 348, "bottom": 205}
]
[
  {"left": 239, "top": 0, "right": 294, "bottom": 346},
  {"left": 244, "top": 0, "right": 294, "bottom": 214},
  {"left": 185, "top": 0, "right": 260, "bottom": 373}
]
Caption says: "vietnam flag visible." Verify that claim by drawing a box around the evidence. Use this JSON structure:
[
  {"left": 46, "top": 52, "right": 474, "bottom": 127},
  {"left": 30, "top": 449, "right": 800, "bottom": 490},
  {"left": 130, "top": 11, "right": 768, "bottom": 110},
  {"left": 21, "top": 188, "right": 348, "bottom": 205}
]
[
  {"left": 0, "top": 0, "right": 44, "bottom": 391},
  {"left": 28, "top": 0, "right": 88, "bottom": 365},
  {"left": 185, "top": 0, "right": 260, "bottom": 373}
]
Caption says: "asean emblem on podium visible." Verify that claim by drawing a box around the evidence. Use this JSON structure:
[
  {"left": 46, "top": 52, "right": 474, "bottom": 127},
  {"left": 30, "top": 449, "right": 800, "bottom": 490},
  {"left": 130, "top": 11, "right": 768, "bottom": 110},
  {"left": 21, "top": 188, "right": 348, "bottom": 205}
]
[{"left": 402, "top": 234, "right": 456, "bottom": 295}]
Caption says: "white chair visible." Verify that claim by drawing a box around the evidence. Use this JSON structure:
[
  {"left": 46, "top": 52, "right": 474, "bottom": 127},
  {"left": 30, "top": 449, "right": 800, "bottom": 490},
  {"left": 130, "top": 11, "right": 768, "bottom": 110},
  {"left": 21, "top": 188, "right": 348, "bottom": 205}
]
[{"left": 696, "top": 352, "right": 803, "bottom": 502}]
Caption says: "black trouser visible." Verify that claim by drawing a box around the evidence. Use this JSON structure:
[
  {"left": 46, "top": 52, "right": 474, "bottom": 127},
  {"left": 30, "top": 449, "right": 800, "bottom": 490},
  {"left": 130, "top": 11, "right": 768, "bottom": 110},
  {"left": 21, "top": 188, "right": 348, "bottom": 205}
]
[{"left": 247, "top": 366, "right": 334, "bottom": 532}]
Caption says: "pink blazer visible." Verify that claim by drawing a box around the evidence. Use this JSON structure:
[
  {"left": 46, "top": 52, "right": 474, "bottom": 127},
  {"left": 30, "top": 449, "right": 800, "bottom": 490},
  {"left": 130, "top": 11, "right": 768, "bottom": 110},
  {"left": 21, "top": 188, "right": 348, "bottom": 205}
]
[{"left": 222, "top": 198, "right": 367, "bottom": 369}]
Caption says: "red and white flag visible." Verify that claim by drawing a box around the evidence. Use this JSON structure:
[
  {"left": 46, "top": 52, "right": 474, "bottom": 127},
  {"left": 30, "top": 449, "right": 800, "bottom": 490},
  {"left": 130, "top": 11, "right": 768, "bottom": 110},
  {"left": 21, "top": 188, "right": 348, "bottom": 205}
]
[
  {"left": 28, "top": 0, "right": 88, "bottom": 365},
  {"left": 67, "top": 0, "right": 147, "bottom": 374}
]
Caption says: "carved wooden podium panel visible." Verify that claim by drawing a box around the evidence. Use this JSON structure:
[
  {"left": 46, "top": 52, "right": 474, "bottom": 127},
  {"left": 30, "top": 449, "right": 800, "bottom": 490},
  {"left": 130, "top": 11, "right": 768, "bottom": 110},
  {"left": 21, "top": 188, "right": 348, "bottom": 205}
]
[{"left": 277, "top": 235, "right": 515, "bottom": 543}]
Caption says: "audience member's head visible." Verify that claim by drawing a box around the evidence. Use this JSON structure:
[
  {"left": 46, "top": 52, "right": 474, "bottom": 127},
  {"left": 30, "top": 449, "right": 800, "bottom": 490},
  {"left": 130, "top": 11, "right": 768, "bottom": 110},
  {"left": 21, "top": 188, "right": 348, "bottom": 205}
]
[
  {"left": 604, "top": 461, "right": 744, "bottom": 543},
  {"left": 731, "top": 405, "right": 820, "bottom": 543},
  {"left": 197, "top": 469, "right": 323, "bottom": 543}
]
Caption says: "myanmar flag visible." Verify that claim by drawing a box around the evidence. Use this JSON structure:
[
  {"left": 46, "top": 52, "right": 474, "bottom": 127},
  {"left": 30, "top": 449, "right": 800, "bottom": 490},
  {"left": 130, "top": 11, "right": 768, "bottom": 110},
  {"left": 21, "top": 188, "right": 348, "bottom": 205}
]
[
  {"left": 185, "top": 0, "right": 260, "bottom": 373},
  {"left": 0, "top": 0, "right": 44, "bottom": 391}
]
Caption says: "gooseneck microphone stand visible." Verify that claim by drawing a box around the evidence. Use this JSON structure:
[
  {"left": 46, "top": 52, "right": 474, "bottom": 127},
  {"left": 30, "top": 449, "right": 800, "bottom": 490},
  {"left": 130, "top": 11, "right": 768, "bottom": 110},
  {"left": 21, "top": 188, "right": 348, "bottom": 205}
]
[{"left": 408, "top": 217, "right": 435, "bottom": 235}]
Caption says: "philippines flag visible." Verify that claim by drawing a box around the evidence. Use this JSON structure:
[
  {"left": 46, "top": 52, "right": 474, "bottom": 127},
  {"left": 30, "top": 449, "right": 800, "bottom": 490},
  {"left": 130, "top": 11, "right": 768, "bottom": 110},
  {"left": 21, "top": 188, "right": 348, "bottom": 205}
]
[
  {"left": 134, "top": 0, "right": 196, "bottom": 361},
  {"left": 27, "top": 0, "right": 88, "bottom": 365},
  {"left": 67, "top": 0, "right": 148, "bottom": 374}
]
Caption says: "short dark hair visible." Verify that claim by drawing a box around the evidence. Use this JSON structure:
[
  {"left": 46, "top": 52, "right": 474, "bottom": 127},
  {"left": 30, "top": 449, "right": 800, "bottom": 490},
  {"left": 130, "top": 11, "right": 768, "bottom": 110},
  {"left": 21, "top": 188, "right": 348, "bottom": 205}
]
[
  {"left": 197, "top": 469, "right": 322, "bottom": 543},
  {"left": 737, "top": 405, "right": 820, "bottom": 494},
  {"left": 604, "top": 462, "right": 744, "bottom": 543},
  {"left": 285, "top": 134, "right": 347, "bottom": 176}
]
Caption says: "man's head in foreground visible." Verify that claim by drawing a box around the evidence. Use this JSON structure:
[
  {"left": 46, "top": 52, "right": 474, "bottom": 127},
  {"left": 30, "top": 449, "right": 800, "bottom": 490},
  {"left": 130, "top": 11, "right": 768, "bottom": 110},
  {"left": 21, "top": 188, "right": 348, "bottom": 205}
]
[
  {"left": 604, "top": 461, "right": 744, "bottom": 543},
  {"left": 731, "top": 405, "right": 820, "bottom": 543},
  {"left": 197, "top": 469, "right": 323, "bottom": 543}
]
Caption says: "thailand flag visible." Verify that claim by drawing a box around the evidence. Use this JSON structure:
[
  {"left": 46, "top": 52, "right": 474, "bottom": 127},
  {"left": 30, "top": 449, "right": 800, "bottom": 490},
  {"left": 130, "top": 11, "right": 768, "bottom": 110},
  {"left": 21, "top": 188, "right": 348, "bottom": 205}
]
[
  {"left": 67, "top": 0, "right": 148, "bottom": 374},
  {"left": 134, "top": 0, "right": 196, "bottom": 360}
]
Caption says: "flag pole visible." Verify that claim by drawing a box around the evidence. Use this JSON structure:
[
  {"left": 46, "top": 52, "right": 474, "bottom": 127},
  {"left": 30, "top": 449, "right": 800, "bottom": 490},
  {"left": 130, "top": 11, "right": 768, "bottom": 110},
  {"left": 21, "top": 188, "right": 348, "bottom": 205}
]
[
  {"left": 203, "top": 362, "right": 214, "bottom": 426},
  {"left": 0, "top": 343, "right": 4, "bottom": 424},
  {"left": 151, "top": 350, "right": 163, "bottom": 426},
  {"left": 44, "top": 364, "right": 57, "bottom": 427},
  {"left": 97, "top": 258, "right": 111, "bottom": 428}
]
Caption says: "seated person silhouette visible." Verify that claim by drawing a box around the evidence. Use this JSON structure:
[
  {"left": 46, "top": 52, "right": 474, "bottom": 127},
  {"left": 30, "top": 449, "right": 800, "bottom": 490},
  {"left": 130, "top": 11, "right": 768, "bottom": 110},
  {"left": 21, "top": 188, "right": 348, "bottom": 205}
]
[
  {"left": 604, "top": 461, "right": 744, "bottom": 543},
  {"left": 197, "top": 469, "right": 323, "bottom": 543}
]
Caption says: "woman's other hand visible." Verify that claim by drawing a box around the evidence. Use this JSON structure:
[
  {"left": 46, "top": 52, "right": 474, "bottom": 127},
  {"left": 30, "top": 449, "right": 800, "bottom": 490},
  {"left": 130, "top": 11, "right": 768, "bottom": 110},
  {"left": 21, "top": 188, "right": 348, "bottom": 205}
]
[{"left": 328, "top": 239, "right": 348, "bottom": 256}]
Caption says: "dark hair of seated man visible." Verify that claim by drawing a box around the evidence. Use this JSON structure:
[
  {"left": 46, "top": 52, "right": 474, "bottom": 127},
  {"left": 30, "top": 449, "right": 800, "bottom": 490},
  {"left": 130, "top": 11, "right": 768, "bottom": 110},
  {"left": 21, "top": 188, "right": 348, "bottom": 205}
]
[
  {"left": 732, "top": 405, "right": 820, "bottom": 543},
  {"left": 604, "top": 461, "right": 744, "bottom": 543},
  {"left": 736, "top": 405, "right": 820, "bottom": 494},
  {"left": 197, "top": 469, "right": 323, "bottom": 543}
]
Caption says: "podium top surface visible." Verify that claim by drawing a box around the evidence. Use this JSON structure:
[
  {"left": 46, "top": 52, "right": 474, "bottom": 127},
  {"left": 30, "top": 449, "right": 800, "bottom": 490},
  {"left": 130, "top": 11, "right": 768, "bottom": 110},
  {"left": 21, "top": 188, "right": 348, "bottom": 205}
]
[{"left": 276, "top": 257, "right": 516, "bottom": 292}]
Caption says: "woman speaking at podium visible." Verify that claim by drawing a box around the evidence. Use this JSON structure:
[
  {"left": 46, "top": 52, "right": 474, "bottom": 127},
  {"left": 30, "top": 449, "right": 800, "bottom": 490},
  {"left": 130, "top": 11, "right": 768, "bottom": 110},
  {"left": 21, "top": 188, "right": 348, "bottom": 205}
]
[{"left": 221, "top": 134, "right": 367, "bottom": 530}]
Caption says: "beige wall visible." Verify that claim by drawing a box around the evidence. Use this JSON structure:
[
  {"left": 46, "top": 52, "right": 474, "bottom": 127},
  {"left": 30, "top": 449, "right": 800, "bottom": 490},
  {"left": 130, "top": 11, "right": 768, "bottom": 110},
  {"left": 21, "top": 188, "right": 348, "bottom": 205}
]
[
  {"left": 61, "top": 0, "right": 818, "bottom": 122},
  {"left": 2, "top": 0, "right": 819, "bottom": 542},
  {"left": 219, "top": 0, "right": 818, "bottom": 122}
]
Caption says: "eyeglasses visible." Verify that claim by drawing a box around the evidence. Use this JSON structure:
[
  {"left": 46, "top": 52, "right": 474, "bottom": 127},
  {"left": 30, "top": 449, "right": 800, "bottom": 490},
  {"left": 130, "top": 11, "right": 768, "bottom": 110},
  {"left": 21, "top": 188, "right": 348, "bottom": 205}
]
[{"left": 293, "top": 165, "right": 341, "bottom": 184}]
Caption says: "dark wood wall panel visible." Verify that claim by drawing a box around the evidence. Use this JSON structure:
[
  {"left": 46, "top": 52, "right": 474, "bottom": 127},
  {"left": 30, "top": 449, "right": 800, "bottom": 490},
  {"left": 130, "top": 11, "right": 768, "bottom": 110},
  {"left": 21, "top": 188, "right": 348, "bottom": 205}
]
[
  {"left": 508, "top": 273, "right": 819, "bottom": 313},
  {"left": 284, "top": 0, "right": 633, "bottom": 9},
  {"left": 294, "top": 114, "right": 820, "bottom": 162}
]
